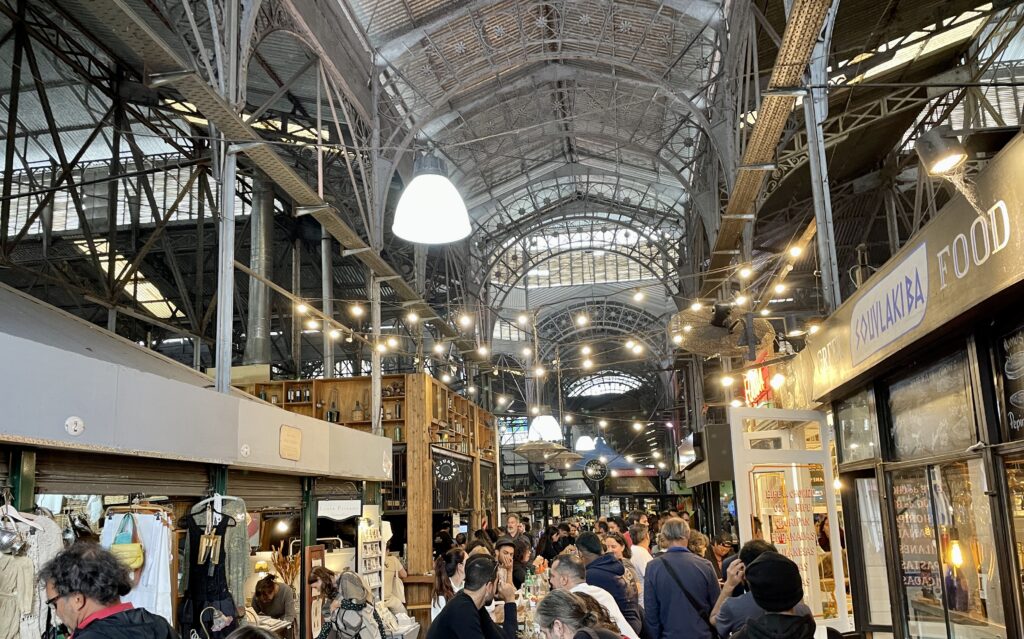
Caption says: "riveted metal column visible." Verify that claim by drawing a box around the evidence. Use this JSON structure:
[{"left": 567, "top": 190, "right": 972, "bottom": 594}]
[{"left": 214, "top": 150, "right": 237, "bottom": 393}]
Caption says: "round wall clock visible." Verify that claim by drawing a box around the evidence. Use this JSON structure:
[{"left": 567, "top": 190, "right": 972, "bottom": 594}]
[
  {"left": 434, "top": 458, "right": 458, "bottom": 482},
  {"left": 585, "top": 459, "right": 608, "bottom": 481}
]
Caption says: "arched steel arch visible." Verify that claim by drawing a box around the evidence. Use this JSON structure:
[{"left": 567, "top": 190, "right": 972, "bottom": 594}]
[{"left": 534, "top": 301, "right": 667, "bottom": 361}]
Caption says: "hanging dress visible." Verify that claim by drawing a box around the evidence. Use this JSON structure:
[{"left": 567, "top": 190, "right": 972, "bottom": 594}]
[{"left": 179, "top": 514, "right": 238, "bottom": 639}]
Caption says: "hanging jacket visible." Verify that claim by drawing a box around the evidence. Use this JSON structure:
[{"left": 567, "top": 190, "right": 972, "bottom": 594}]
[
  {"left": 585, "top": 554, "right": 642, "bottom": 634},
  {"left": 731, "top": 613, "right": 816, "bottom": 639},
  {"left": 72, "top": 607, "right": 178, "bottom": 639}
]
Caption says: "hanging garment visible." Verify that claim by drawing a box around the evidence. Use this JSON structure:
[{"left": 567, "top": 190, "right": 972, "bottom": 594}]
[
  {"left": 0, "top": 553, "right": 34, "bottom": 639},
  {"left": 187, "top": 498, "right": 250, "bottom": 612},
  {"left": 17, "top": 514, "right": 63, "bottom": 639},
  {"left": 180, "top": 513, "right": 238, "bottom": 639},
  {"left": 100, "top": 512, "right": 174, "bottom": 624}
]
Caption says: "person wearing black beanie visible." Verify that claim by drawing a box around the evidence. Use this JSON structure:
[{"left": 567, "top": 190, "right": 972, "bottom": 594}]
[{"left": 731, "top": 552, "right": 815, "bottom": 639}]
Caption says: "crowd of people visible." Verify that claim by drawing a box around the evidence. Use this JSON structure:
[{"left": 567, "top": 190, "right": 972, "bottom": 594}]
[{"left": 427, "top": 510, "right": 818, "bottom": 639}]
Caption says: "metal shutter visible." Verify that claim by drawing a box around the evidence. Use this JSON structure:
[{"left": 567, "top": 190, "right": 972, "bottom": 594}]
[
  {"left": 0, "top": 447, "right": 10, "bottom": 489},
  {"left": 227, "top": 469, "right": 303, "bottom": 510},
  {"left": 35, "top": 450, "right": 210, "bottom": 497}
]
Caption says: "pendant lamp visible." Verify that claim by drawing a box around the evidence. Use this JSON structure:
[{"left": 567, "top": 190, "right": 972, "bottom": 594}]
[
  {"left": 392, "top": 153, "right": 471, "bottom": 244},
  {"left": 528, "top": 406, "right": 563, "bottom": 442}
]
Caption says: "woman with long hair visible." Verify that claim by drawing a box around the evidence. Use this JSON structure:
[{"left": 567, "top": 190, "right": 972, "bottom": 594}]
[
  {"left": 537, "top": 525, "right": 562, "bottom": 562},
  {"left": 430, "top": 547, "right": 467, "bottom": 619},
  {"left": 535, "top": 590, "right": 621, "bottom": 639},
  {"left": 603, "top": 532, "right": 642, "bottom": 598}
]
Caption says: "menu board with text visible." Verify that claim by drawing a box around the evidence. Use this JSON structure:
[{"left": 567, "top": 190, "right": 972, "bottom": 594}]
[{"left": 1000, "top": 324, "right": 1024, "bottom": 440}]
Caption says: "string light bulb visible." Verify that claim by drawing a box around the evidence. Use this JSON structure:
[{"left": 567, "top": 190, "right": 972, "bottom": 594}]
[
  {"left": 730, "top": 399, "right": 742, "bottom": 407},
  {"left": 406, "top": 311, "right": 419, "bottom": 323},
  {"left": 296, "top": 303, "right": 309, "bottom": 314},
  {"left": 690, "top": 301, "right": 703, "bottom": 311},
  {"left": 683, "top": 324, "right": 693, "bottom": 333},
  {"left": 522, "top": 346, "right": 532, "bottom": 356},
  {"left": 564, "top": 415, "right": 574, "bottom": 423},
  {"left": 633, "top": 290, "right": 645, "bottom": 302},
  {"left": 760, "top": 309, "right": 771, "bottom": 317},
  {"left": 658, "top": 462, "right": 667, "bottom": 469},
  {"left": 497, "top": 396, "right": 508, "bottom": 406},
  {"left": 387, "top": 336, "right": 398, "bottom": 348},
  {"left": 433, "top": 343, "right": 445, "bottom": 354},
  {"left": 306, "top": 319, "right": 320, "bottom": 330},
  {"left": 531, "top": 406, "right": 540, "bottom": 415},
  {"left": 774, "top": 283, "right": 787, "bottom": 294},
  {"left": 833, "top": 477, "right": 843, "bottom": 491},
  {"left": 625, "top": 339, "right": 636, "bottom": 349},
  {"left": 625, "top": 455, "right": 634, "bottom": 462},
  {"left": 632, "top": 422, "right": 643, "bottom": 431},
  {"left": 789, "top": 246, "right": 803, "bottom": 258},
  {"left": 375, "top": 343, "right": 387, "bottom": 353},
  {"left": 808, "top": 323, "right": 821, "bottom": 335},
  {"left": 458, "top": 313, "right": 473, "bottom": 328},
  {"left": 441, "top": 373, "right": 452, "bottom": 383},
  {"left": 517, "top": 314, "right": 529, "bottom": 326},
  {"left": 349, "top": 304, "right": 364, "bottom": 317},
  {"left": 735, "top": 295, "right": 748, "bottom": 306},
  {"left": 534, "top": 366, "right": 546, "bottom": 377},
  {"left": 581, "top": 345, "right": 592, "bottom": 355},
  {"left": 468, "top": 386, "right": 477, "bottom": 394},
  {"left": 770, "top": 373, "right": 786, "bottom": 390},
  {"left": 672, "top": 333, "right": 683, "bottom": 344},
  {"left": 652, "top": 451, "right": 662, "bottom": 459},
  {"left": 738, "top": 267, "right": 753, "bottom": 279},
  {"left": 575, "top": 314, "right": 589, "bottom": 326},
  {"left": 599, "top": 419, "right": 608, "bottom": 428},
  {"left": 632, "top": 343, "right": 644, "bottom": 355},
  {"left": 329, "top": 329, "right": 341, "bottom": 339},
  {"left": 720, "top": 376, "right": 734, "bottom": 387},
  {"left": 582, "top": 359, "right": 594, "bottom": 369},
  {"left": 477, "top": 345, "right": 489, "bottom": 356}
]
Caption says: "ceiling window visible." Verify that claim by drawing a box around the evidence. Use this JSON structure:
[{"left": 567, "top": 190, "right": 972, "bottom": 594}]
[{"left": 566, "top": 371, "right": 645, "bottom": 397}]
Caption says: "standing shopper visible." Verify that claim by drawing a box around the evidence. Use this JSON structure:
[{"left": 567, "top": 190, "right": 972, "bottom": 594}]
[
  {"left": 576, "top": 532, "right": 643, "bottom": 636},
  {"left": 730, "top": 552, "right": 815, "bottom": 639},
  {"left": 626, "top": 525, "right": 653, "bottom": 581},
  {"left": 705, "top": 533, "right": 734, "bottom": 581},
  {"left": 643, "top": 518, "right": 720, "bottom": 639},
  {"left": 712, "top": 541, "right": 812, "bottom": 636},
  {"left": 40, "top": 543, "right": 178, "bottom": 639}
]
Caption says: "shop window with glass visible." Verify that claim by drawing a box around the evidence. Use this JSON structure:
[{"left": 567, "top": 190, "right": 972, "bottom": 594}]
[
  {"left": 856, "top": 477, "right": 893, "bottom": 626},
  {"left": 1004, "top": 458, "right": 1024, "bottom": 613},
  {"left": 888, "top": 351, "right": 977, "bottom": 461},
  {"left": 836, "top": 389, "right": 880, "bottom": 463},
  {"left": 891, "top": 461, "right": 1005, "bottom": 638}
]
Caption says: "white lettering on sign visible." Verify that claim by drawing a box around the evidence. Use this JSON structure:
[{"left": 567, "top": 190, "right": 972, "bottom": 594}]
[
  {"left": 851, "top": 243, "right": 929, "bottom": 365},
  {"left": 318, "top": 499, "right": 361, "bottom": 521},
  {"left": 936, "top": 200, "right": 1011, "bottom": 289}
]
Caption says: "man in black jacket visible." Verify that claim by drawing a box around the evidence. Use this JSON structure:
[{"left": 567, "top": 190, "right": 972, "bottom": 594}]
[
  {"left": 427, "top": 554, "right": 519, "bottom": 639},
  {"left": 577, "top": 531, "right": 643, "bottom": 635},
  {"left": 40, "top": 543, "right": 177, "bottom": 639},
  {"left": 731, "top": 552, "right": 816, "bottom": 639}
]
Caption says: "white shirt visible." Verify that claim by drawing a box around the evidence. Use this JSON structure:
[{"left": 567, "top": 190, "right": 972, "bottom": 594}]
[
  {"left": 630, "top": 545, "right": 653, "bottom": 580},
  {"left": 430, "top": 583, "right": 463, "bottom": 620},
  {"left": 570, "top": 582, "right": 641, "bottom": 639}
]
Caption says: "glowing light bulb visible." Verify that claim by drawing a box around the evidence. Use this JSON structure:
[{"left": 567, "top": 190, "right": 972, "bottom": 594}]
[
  {"left": 497, "top": 396, "right": 508, "bottom": 406},
  {"left": 575, "top": 314, "right": 589, "bottom": 326},
  {"left": 581, "top": 345, "right": 592, "bottom": 355},
  {"left": 433, "top": 343, "right": 445, "bottom": 354},
  {"left": 652, "top": 451, "right": 662, "bottom": 459},
  {"left": 276, "top": 519, "right": 290, "bottom": 533},
  {"left": 478, "top": 345, "right": 489, "bottom": 356},
  {"left": 633, "top": 290, "right": 645, "bottom": 302},
  {"left": 658, "top": 462, "right": 666, "bottom": 469},
  {"left": 735, "top": 295, "right": 748, "bottom": 306},
  {"left": 350, "top": 305, "right": 364, "bottom": 317},
  {"left": 565, "top": 415, "right": 574, "bottom": 423},
  {"left": 739, "top": 267, "right": 753, "bottom": 279},
  {"left": 582, "top": 359, "right": 594, "bottom": 369},
  {"left": 833, "top": 477, "right": 842, "bottom": 491},
  {"left": 468, "top": 386, "right": 477, "bottom": 394},
  {"left": 950, "top": 540, "right": 964, "bottom": 568},
  {"left": 632, "top": 422, "right": 643, "bottom": 431},
  {"left": 730, "top": 399, "right": 742, "bottom": 408},
  {"left": 789, "top": 246, "right": 803, "bottom": 258},
  {"left": 690, "top": 301, "right": 703, "bottom": 311},
  {"left": 672, "top": 334, "right": 683, "bottom": 344},
  {"left": 774, "top": 283, "right": 786, "bottom": 294},
  {"left": 632, "top": 344, "right": 644, "bottom": 355},
  {"left": 599, "top": 456, "right": 608, "bottom": 463},
  {"left": 531, "top": 406, "right": 540, "bottom": 415},
  {"left": 387, "top": 336, "right": 398, "bottom": 348},
  {"left": 441, "top": 373, "right": 452, "bottom": 383},
  {"left": 534, "top": 367, "right": 546, "bottom": 377},
  {"left": 306, "top": 319, "right": 320, "bottom": 330},
  {"left": 375, "top": 343, "right": 387, "bottom": 353},
  {"left": 683, "top": 324, "right": 693, "bottom": 333},
  {"left": 459, "top": 314, "right": 473, "bottom": 328},
  {"left": 625, "top": 455, "right": 634, "bottom": 462},
  {"left": 770, "top": 373, "right": 786, "bottom": 390},
  {"left": 720, "top": 376, "right": 734, "bottom": 387},
  {"left": 406, "top": 311, "right": 419, "bottom": 323},
  {"left": 610, "top": 470, "right": 618, "bottom": 477},
  {"left": 517, "top": 314, "right": 529, "bottom": 326},
  {"left": 760, "top": 309, "right": 770, "bottom": 317},
  {"left": 296, "top": 303, "right": 309, "bottom": 314},
  {"left": 329, "top": 329, "right": 341, "bottom": 339},
  {"left": 625, "top": 339, "right": 636, "bottom": 349},
  {"left": 808, "top": 324, "right": 821, "bottom": 335},
  {"left": 599, "top": 420, "right": 608, "bottom": 428},
  {"left": 665, "top": 422, "right": 673, "bottom": 428}
]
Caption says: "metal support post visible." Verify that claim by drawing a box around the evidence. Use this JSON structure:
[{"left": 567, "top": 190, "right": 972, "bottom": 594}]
[
  {"left": 243, "top": 176, "right": 274, "bottom": 365},
  {"left": 107, "top": 308, "right": 117, "bottom": 333},
  {"left": 214, "top": 151, "right": 237, "bottom": 393},
  {"left": 322, "top": 231, "right": 334, "bottom": 378},
  {"left": 0, "top": 0, "right": 25, "bottom": 256},
  {"left": 299, "top": 477, "right": 317, "bottom": 639},
  {"left": 209, "top": 465, "right": 228, "bottom": 495},
  {"left": 292, "top": 238, "right": 302, "bottom": 376},
  {"left": 10, "top": 449, "right": 36, "bottom": 512},
  {"left": 370, "top": 273, "right": 382, "bottom": 436},
  {"left": 884, "top": 187, "right": 901, "bottom": 255}
]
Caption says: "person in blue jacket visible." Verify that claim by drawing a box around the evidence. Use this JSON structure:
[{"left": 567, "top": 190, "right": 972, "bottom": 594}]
[
  {"left": 576, "top": 532, "right": 643, "bottom": 636},
  {"left": 643, "top": 517, "right": 720, "bottom": 639}
]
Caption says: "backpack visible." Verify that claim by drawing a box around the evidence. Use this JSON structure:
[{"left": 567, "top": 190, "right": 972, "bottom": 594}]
[{"left": 318, "top": 571, "right": 387, "bottom": 639}]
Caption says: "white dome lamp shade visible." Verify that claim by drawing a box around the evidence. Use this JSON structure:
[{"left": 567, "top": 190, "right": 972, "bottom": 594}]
[
  {"left": 574, "top": 435, "right": 596, "bottom": 452},
  {"left": 528, "top": 409, "right": 563, "bottom": 442},
  {"left": 392, "top": 153, "right": 471, "bottom": 244}
]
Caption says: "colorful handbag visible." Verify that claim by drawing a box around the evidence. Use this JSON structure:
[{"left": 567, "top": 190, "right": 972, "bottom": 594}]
[{"left": 109, "top": 514, "right": 145, "bottom": 572}]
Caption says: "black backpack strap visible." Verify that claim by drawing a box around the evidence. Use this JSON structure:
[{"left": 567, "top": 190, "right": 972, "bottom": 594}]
[{"left": 658, "top": 556, "right": 720, "bottom": 639}]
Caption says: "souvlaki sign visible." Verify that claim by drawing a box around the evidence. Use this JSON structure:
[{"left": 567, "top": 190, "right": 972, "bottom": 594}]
[
  {"left": 805, "top": 133, "right": 1024, "bottom": 401},
  {"left": 850, "top": 201, "right": 1012, "bottom": 365}
]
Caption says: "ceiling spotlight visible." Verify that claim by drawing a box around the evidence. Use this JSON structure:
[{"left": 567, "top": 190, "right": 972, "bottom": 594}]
[
  {"left": 576, "top": 314, "right": 589, "bottom": 326},
  {"left": 458, "top": 313, "right": 473, "bottom": 328},
  {"left": 632, "top": 344, "right": 644, "bottom": 354},
  {"left": 738, "top": 267, "right": 753, "bottom": 279},
  {"left": 683, "top": 324, "right": 693, "bottom": 333},
  {"left": 734, "top": 295, "right": 748, "bottom": 306},
  {"left": 580, "top": 345, "right": 592, "bottom": 355},
  {"left": 774, "top": 283, "right": 787, "bottom": 294},
  {"left": 720, "top": 376, "right": 734, "bottom": 387},
  {"left": 441, "top": 373, "right": 452, "bottom": 383},
  {"left": 296, "top": 303, "right": 309, "bottom": 314},
  {"left": 915, "top": 124, "right": 968, "bottom": 175},
  {"left": 770, "top": 373, "right": 786, "bottom": 390},
  {"left": 433, "top": 343, "right": 445, "bottom": 354},
  {"left": 349, "top": 305, "right": 364, "bottom": 317},
  {"left": 534, "top": 366, "right": 546, "bottom": 377},
  {"left": 730, "top": 399, "right": 742, "bottom": 408},
  {"left": 672, "top": 333, "right": 683, "bottom": 344},
  {"left": 599, "top": 419, "right": 608, "bottom": 428},
  {"left": 531, "top": 406, "right": 540, "bottom": 415},
  {"left": 760, "top": 309, "right": 771, "bottom": 317},
  {"left": 497, "top": 396, "right": 508, "bottom": 406},
  {"left": 387, "top": 336, "right": 399, "bottom": 348},
  {"left": 406, "top": 311, "right": 419, "bottom": 323},
  {"left": 375, "top": 343, "right": 387, "bottom": 353},
  {"left": 633, "top": 290, "right": 645, "bottom": 302},
  {"left": 625, "top": 455, "right": 634, "bottom": 462},
  {"left": 625, "top": 339, "right": 636, "bottom": 350},
  {"left": 329, "top": 329, "right": 341, "bottom": 339},
  {"left": 690, "top": 301, "right": 703, "bottom": 312},
  {"left": 477, "top": 345, "right": 489, "bottom": 356},
  {"left": 582, "top": 359, "right": 594, "bottom": 369},
  {"left": 632, "top": 422, "right": 643, "bottom": 431},
  {"left": 522, "top": 347, "right": 532, "bottom": 356},
  {"left": 392, "top": 152, "right": 471, "bottom": 243},
  {"left": 788, "top": 246, "right": 803, "bottom": 258},
  {"left": 306, "top": 319, "right": 320, "bottom": 330},
  {"left": 517, "top": 313, "right": 529, "bottom": 326}
]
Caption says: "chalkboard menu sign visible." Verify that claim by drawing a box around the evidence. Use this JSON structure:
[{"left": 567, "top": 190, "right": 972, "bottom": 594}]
[{"left": 1000, "top": 324, "right": 1024, "bottom": 441}]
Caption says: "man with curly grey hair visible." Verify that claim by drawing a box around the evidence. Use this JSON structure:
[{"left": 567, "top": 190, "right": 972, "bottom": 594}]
[{"left": 40, "top": 543, "right": 177, "bottom": 638}]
